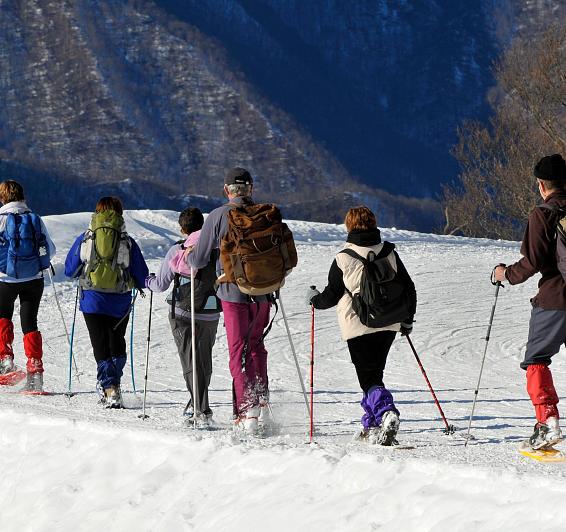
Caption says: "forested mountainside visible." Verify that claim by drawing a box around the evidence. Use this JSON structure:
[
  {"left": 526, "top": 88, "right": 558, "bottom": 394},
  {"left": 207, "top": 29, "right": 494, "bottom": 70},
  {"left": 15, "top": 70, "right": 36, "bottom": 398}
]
[
  {"left": 0, "top": 0, "right": 560, "bottom": 229},
  {"left": 162, "top": 0, "right": 498, "bottom": 198}
]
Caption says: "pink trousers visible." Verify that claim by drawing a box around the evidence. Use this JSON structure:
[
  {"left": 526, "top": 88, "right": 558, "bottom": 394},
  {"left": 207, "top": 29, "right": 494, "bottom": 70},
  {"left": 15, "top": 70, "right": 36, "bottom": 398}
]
[{"left": 222, "top": 301, "right": 271, "bottom": 416}]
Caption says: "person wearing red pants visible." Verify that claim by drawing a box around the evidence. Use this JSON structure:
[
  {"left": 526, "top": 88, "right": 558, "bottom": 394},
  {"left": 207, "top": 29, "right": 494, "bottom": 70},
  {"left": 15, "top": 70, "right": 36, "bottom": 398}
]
[
  {"left": 494, "top": 154, "right": 566, "bottom": 449},
  {"left": 0, "top": 180, "right": 56, "bottom": 392}
]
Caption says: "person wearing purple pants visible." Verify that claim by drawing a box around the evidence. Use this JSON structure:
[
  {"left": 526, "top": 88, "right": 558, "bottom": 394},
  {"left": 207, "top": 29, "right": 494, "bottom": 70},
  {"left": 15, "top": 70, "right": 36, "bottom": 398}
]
[
  {"left": 307, "top": 206, "right": 416, "bottom": 445},
  {"left": 186, "top": 168, "right": 272, "bottom": 434}
]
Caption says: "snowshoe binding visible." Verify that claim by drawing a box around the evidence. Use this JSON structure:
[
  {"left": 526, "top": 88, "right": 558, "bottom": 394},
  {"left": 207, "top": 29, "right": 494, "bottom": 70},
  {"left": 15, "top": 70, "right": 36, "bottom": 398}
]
[
  {"left": 528, "top": 417, "right": 563, "bottom": 450},
  {"left": 0, "top": 357, "right": 15, "bottom": 375},
  {"left": 21, "top": 372, "right": 45, "bottom": 394},
  {"left": 185, "top": 411, "right": 215, "bottom": 429},
  {"left": 257, "top": 401, "right": 278, "bottom": 437},
  {"left": 234, "top": 407, "right": 260, "bottom": 436},
  {"left": 101, "top": 385, "right": 124, "bottom": 409},
  {"left": 362, "top": 410, "right": 400, "bottom": 446}
]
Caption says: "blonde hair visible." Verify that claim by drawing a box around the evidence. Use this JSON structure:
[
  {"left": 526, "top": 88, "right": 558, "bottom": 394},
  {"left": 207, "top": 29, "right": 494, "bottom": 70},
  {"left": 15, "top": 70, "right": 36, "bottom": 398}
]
[
  {"left": 344, "top": 206, "right": 377, "bottom": 232},
  {"left": 0, "top": 180, "right": 24, "bottom": 204}
]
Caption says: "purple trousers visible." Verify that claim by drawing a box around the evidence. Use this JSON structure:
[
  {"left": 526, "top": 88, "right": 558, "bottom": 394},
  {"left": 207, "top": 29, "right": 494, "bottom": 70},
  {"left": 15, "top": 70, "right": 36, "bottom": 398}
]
[
  {"left": 223, "top": 301, "right": 271, "bottom": 416},
  {"left": 361, "top": 385, "right": 399, "bottom": 430}
]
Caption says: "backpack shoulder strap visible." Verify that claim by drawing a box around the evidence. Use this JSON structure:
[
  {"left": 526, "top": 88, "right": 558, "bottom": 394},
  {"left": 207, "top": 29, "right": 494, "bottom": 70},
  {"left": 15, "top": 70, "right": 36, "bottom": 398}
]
[
  {"left": 340, "top": 242, "right": 395, "bottom": 263},
  {"left": 538, "top": 203, "right": 566, "bottom": 215},
  {"left": 339, "top": 248, "right": 368, "bottom": 264}
]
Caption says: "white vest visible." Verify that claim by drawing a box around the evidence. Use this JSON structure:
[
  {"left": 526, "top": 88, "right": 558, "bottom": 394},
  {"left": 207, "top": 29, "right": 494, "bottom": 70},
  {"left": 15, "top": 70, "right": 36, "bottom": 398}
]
[{"left": 335, "top": 242, "right": 401, "bottom": 341}]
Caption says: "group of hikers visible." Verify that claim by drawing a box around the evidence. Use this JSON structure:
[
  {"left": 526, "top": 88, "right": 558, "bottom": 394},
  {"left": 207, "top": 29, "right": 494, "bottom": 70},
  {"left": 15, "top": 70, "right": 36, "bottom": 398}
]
[{"left": 0, "top": 155, "right": 565, "bottom": 449}]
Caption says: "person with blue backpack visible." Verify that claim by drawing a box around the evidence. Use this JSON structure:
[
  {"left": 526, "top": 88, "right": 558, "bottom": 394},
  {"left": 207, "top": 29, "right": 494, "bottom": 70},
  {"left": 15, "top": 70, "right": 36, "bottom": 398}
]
[
  {"left": 65, "top": 196, "right": 148, "bottom": 408},
  {"left": 0, "top": 180, "right": 55, "bottom": 393}
]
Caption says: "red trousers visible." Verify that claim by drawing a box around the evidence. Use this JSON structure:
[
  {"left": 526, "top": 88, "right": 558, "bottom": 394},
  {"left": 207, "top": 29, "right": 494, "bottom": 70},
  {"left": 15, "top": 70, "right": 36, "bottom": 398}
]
[
  {"left": 526, "top": 364, "right": 559, "bottom": 423},
  {"left": 0, "top": 318, "right": 43, "bottom": 373}
]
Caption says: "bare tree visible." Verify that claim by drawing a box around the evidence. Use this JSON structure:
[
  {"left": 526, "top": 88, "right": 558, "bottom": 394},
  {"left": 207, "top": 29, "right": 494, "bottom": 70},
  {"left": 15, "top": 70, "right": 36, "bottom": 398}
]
[{"left": 444, "top": 24, "right": 566, "bottom": 240}]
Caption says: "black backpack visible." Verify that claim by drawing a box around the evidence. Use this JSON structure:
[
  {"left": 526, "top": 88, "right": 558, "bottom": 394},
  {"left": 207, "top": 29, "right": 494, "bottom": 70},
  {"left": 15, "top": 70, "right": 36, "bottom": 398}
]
[
  {"left": 169, "top": 247, "right": 222, "bottom": 318},
  {"left": 540, "top": 204, "right": 566, "bottom": 282},
  {"left": 340, "top": 243, "right": 412, "bottom": 328}
]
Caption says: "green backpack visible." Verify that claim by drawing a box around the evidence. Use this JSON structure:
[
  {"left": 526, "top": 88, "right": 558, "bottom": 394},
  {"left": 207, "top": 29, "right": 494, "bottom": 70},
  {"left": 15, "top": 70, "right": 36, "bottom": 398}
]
[{"left": 79, "top": 210, "right": 134, "bottom": 293}]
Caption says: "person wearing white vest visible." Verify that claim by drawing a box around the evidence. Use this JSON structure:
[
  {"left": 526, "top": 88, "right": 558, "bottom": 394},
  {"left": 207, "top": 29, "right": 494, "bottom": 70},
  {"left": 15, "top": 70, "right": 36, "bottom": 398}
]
[{"left": 307, "top": 206, "right": 416, "bottom": 445}]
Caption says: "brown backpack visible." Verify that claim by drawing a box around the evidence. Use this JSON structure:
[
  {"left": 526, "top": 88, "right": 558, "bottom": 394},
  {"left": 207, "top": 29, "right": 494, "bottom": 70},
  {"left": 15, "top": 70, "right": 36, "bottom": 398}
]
[{"left": 219, "top": 203, "right": 298, "bottom": 296}]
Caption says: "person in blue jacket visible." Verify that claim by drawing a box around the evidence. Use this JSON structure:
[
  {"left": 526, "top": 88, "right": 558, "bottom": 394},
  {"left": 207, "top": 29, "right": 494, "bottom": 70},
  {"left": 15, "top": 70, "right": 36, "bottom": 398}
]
[{"left": 65, "top": 197, "right": 148, "bottom": 408}]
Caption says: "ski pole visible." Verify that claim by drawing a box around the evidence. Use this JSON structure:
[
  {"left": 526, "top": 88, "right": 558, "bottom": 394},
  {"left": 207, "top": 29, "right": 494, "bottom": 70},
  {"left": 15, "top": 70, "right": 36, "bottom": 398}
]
[
  {"left": 47, "top": 266, "right": 80, "bottom": 381},
  {"left": 406, "top": 335, "right": 455, "bottom": 435},
  {"left": 129, "top": 289, "right": 137, "bottom": 394},
  {"left": 465, "top": 267, "right": 503, "bottom": 445},
  {"left": 190, "top": 267, "right": 197, "bottom": 429},
  {"left": 278, "top": 291, "right": 311, "bottom": 418},
  {"left": 139, "top": 290, "right": 153, "bottom": 420},
  {"left": 310, "top": 292, "right": 315, "bottom": 443},
  {"left": 66, "top": 285, "right": 80, "bottom": 397}
]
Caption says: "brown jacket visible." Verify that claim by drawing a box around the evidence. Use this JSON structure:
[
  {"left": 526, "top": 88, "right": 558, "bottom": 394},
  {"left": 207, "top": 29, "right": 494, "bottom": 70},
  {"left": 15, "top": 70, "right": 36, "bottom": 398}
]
[{"left": 506, "top": 191, "right": 566, "bottom": 309}]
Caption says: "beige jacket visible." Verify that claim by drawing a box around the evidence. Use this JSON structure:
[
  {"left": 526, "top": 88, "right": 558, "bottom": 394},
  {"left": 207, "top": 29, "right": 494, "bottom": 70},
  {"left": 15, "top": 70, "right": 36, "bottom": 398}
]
[{"left": 335, "top": 242, "right": 401, "bottom": 341}]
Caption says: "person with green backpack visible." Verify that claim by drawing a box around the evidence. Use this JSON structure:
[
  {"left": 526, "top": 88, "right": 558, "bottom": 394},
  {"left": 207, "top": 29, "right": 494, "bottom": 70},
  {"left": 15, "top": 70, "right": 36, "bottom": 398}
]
[{"left": 64, "top": 197, "right": 148, "bottom": 408}]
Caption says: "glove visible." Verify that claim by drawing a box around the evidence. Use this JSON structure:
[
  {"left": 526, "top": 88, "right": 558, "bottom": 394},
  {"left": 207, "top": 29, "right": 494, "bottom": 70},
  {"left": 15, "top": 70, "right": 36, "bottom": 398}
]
[
  {"left": 305, "top": 286, "right": 320, "bottom": 306},
  {"left": 400, "top": 321, "right": 413, "bottom": 337},
  {"left": 145, "top": 274, "right": 156, "bottom": 289}
]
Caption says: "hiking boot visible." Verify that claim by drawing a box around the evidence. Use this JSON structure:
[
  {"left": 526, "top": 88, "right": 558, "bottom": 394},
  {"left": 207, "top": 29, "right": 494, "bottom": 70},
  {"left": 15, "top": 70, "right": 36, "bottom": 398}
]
[
  {"left": 258, "top": 401, "right": 275, "bottom": 434},
  {"left": 23, "top": 372, "right": 43, "bottom": 393},
  {"left": 529, "top": 417, "right": 563, "bottom": 450},
  {"left": 185, "top": 411, "right": 213, "bottom": 429},
  {"left": 103, "top": 385, "right": 123, "bottom": 409},
  {"left": 0, "top": 357, "right": 14, "bottom": 375},
  {"left": 234, "top": 407, "right": 260, "bottom": 435},
  {"left": 369, "top": 410, "right": 400, "bottom": 446}
]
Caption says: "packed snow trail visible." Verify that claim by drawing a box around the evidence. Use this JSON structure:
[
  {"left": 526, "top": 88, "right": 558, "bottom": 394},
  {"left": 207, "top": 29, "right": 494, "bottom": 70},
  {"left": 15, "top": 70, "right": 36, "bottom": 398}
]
[{"left": 2, "top": 210, "right": 566, "bottom": 531}]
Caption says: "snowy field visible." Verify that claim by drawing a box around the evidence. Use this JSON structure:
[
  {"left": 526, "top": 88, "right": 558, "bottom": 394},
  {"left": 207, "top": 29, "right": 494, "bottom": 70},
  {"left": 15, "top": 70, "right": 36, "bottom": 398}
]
[{"left": 2, "top": 210, "right": 566, "bottom": 531}]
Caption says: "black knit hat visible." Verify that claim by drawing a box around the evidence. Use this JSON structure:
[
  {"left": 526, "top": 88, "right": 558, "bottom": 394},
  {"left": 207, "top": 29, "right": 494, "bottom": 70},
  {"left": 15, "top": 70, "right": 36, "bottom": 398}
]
[
  {"left": 225, "top": 167, "right": 253, "bottom": 186},
  {"left": 534, "top": 154, "right": 566, "bottom": 181}
]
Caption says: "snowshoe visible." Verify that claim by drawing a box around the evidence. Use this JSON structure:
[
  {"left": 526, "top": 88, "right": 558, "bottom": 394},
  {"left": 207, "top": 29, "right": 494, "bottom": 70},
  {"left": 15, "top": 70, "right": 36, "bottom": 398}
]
[
  {"left": 355, "top": 427, "right": 398, "bottom": 446},
  {"left": 527, "top": 417, "right": 563, "bottom": 450},
  {"left": 0, "top": 368, "right": 26, "bottom": 386}
]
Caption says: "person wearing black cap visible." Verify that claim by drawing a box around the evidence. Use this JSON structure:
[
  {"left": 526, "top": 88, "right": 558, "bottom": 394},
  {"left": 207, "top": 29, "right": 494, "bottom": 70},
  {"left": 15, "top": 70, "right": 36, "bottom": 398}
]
[
  {"left": 494, "top": 153, "right": 566, "bottom": 450},
  {"left": 186, "top": 167, "right": 274, "bottom": 434}
]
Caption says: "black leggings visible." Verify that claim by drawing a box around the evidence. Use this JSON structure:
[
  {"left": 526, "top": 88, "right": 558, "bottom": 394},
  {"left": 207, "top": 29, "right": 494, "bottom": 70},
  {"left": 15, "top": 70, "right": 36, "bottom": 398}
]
[
  {"left": 83, "top": 313, "right": 129, "bottom": 362},
  {"left": 347, "top": 330, "right": 397, "bottom": 394},
  {"left": 0, "top": 278, "right": 44, "bottom": 334}
]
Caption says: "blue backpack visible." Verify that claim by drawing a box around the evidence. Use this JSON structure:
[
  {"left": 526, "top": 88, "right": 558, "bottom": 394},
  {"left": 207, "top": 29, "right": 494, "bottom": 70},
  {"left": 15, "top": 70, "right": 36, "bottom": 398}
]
[{"left": 0, "top": 213, "right": 51, "bottom": 278}]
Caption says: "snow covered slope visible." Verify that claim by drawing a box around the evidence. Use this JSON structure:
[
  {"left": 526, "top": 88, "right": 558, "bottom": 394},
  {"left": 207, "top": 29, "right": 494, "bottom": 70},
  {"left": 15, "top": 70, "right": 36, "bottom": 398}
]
[{"left": 2, "top": 210, "right": 566, "bottom": 532}]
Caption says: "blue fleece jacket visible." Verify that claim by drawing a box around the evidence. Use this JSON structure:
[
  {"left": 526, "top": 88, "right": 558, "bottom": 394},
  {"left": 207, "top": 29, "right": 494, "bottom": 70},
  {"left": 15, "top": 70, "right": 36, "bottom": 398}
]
[{"left": 65, "top": 233, "right": 149, "bottom": 318}]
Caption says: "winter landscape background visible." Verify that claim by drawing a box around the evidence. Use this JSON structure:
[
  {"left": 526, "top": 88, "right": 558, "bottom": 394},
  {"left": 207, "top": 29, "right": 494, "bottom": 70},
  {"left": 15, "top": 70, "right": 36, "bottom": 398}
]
[
  {"left": 1, "top": 0, "right": 564, "bottom": 230},
  {"left": 2, "top": 211, "right": 566, "bottom": 531},
  {"left": 2, "top": 1, "right": 566, "bottom": 530}
]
